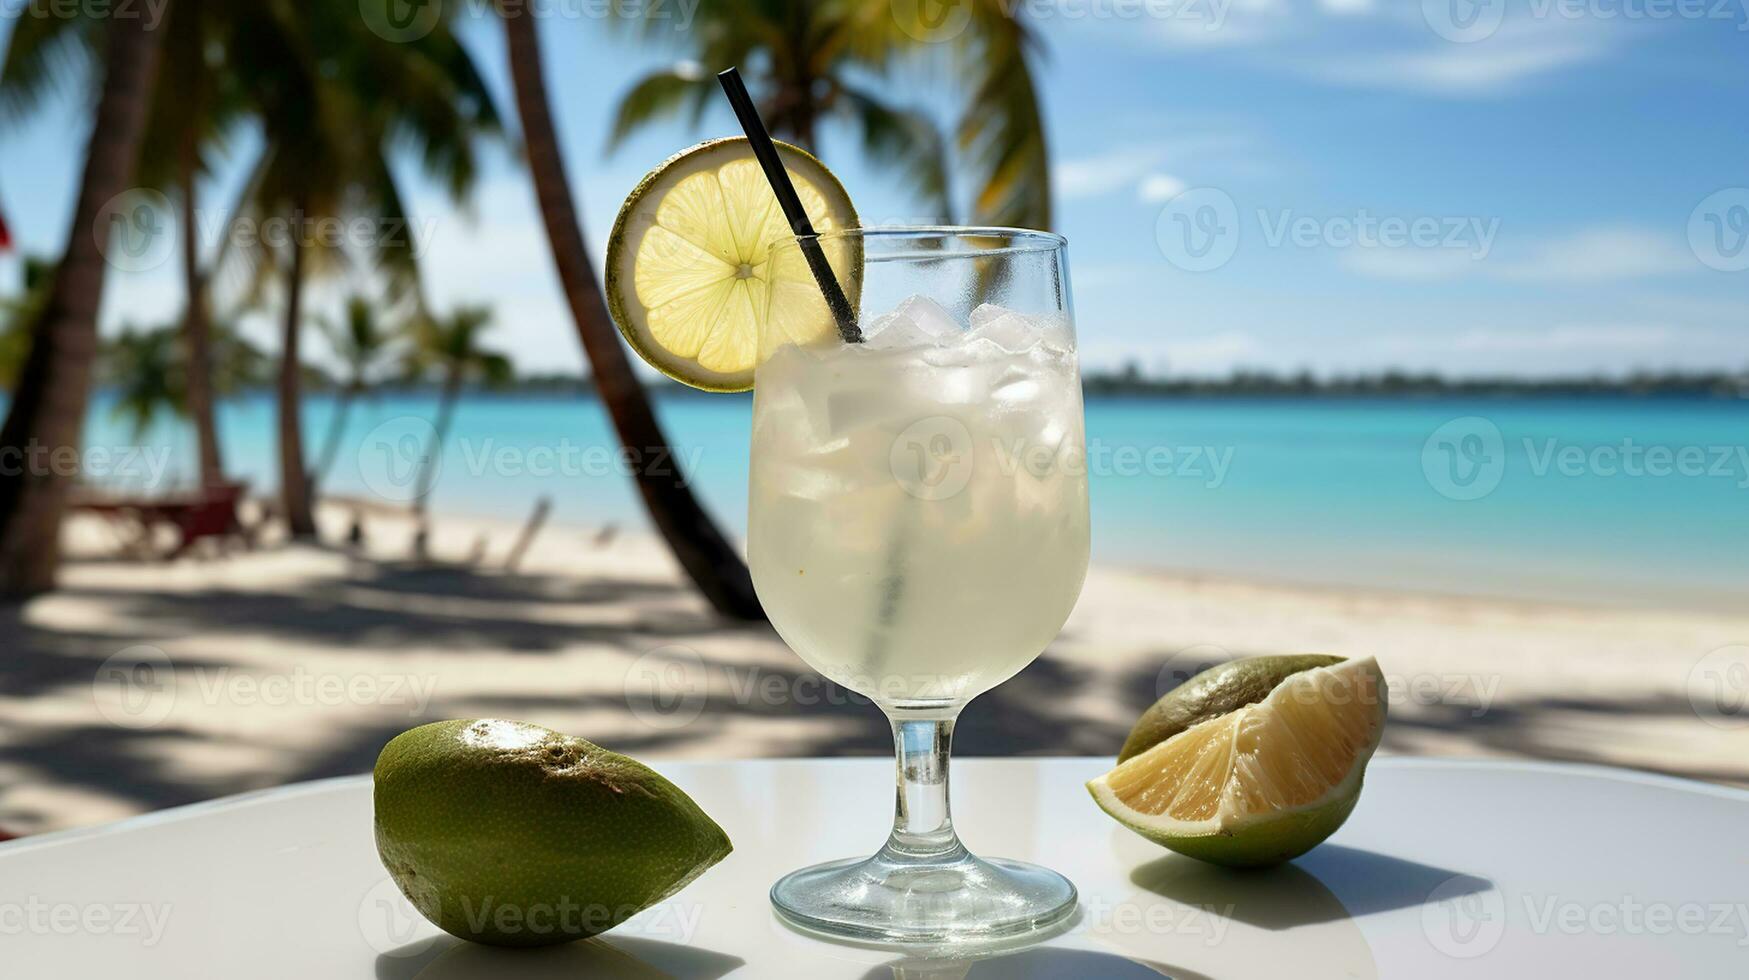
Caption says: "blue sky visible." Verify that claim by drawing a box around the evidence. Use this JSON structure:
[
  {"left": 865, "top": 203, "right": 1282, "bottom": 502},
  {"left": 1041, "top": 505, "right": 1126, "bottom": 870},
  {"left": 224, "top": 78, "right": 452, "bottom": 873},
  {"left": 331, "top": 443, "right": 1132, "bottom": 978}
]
[{"left": 2, "top": 0, "right": 1746, "bottom": 378}]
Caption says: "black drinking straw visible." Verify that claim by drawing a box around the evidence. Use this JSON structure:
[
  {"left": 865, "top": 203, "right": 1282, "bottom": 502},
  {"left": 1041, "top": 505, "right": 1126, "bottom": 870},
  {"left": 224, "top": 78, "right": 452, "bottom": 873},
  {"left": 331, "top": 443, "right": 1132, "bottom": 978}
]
[{"left": 716, "top": 68, "right": 862, "bottom": 344}]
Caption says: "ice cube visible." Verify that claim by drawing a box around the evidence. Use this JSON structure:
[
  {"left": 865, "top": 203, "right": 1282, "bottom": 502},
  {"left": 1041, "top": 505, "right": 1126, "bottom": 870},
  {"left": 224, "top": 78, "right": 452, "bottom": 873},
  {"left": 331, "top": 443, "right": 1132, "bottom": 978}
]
[
  {"left": 893, "top": 295, "right": 963, "bottom": 339},
  {"left": 968, "top": 304, "right": 1076, "bottom": 354},
  {"left": 863, "top": 295, "right": 962, "bottom": 349},
  {"left": 966, "top": 307, "right": 1041, "bottom": 354},
  {"left": 991, "top": 375, "right": 1042, "bottom": 404},
  {"left": 860, "top": 314, "right": 936, "bottom": 351},
  {"left": 968, "top": 303, "right": 1008, "bottom": 330}
]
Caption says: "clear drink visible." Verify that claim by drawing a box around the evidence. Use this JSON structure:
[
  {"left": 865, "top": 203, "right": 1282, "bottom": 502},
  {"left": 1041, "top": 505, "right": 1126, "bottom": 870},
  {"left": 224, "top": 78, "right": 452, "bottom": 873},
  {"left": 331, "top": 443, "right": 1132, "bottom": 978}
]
[
  {"left": 754, "top": 228, "right": 1086, "bottom": 946},
  {"left": 749, "top": 300, "right": 1089, "bottom": 705}
]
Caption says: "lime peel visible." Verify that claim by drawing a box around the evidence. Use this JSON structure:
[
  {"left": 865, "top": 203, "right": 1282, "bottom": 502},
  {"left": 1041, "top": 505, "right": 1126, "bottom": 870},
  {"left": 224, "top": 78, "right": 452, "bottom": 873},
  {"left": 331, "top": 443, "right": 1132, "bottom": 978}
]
[{"left": 1089, "top": 656, "right": 1388, "bottom": 868}]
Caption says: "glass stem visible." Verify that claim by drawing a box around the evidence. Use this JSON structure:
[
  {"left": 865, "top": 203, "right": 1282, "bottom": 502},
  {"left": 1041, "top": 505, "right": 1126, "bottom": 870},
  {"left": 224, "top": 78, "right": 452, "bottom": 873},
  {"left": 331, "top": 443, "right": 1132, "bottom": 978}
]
[{"left": 884, "top": 711, "right": 967, "bottom": 860}]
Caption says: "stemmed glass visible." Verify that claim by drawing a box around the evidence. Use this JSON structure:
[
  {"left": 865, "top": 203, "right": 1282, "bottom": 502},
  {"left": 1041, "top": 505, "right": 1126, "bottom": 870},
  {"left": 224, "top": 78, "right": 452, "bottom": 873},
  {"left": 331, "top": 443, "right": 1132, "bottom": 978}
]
[{"left": 749, "top": 227, "right": 1090, "bottom": 946}]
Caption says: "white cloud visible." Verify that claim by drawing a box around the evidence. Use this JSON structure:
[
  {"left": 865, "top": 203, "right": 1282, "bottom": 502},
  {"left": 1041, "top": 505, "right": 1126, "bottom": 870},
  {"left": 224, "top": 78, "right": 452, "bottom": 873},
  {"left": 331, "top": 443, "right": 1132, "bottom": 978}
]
[
  {"left": 1498, "top": 227, "right": 1697, "bottom": 283},
  {"left": 1341, "top": 226, "right": 1699, "bottom": 284},
  {"left": 1053, "top": 144, "right": 1176, "bottom": 200},
  {"left": 1137, "top": 174, "right": 1189, "bottom": 203},
  {"left": 1341, "top": 321, "right": 1747, "bottom": 375},
  {"left": 1305, "top": 20, "right": 1615, "bottom": 94},
  {"left": 1339, "top": 248, "right": 1483, "bottom": 281},
  {"left": 1053, "top": 130, "right": 1250, "bottom": 202},
  {"left": 1442, "top": 323, "right": 1677, "bottom": 353},
  {"left": 1126, "top": 2, "right": 1628, "bottom": 97}
]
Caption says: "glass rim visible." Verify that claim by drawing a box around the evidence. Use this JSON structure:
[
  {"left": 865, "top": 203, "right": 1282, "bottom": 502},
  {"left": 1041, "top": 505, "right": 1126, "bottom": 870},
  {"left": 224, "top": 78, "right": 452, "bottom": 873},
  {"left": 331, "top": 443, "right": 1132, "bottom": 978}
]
[{"left": 772, "top": 225, "right": 1067, "bottom": 259}]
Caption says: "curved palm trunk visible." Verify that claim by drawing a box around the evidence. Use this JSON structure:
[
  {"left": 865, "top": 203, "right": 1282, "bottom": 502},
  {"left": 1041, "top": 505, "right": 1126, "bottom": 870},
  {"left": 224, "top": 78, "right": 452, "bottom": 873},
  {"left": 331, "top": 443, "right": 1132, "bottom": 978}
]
[
  {"left": 0, "top": 14, "right": 168, "bottom": 597},
  {"left": 499, "top": 7, "right": 762, "bottom": 620},
  {"left": 180, "top": 148, "right": 224, "bottom": 488},
  {"left": 277, "top": 224, "right": 316, "bottom": 538},
  {"left": 311, "top": 379, "right": 362, "bottom": 492},
  {"left": 409, "top": 363, "right": 461, "bottom": 559}
]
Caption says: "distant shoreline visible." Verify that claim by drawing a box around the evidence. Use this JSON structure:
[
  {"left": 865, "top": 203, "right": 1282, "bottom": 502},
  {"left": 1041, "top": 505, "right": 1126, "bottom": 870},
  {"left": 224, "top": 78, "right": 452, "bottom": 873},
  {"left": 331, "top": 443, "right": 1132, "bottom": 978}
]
[{"left": 56, "top": 378, "right": 1749, "bottom": 403}]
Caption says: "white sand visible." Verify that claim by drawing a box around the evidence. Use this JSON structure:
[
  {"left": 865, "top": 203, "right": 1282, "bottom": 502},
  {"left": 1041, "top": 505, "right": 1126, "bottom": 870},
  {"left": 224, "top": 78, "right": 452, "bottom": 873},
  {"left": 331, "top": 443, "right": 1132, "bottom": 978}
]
[{"left": 0, "top": 505, "right": 1742, "bottom": 834}]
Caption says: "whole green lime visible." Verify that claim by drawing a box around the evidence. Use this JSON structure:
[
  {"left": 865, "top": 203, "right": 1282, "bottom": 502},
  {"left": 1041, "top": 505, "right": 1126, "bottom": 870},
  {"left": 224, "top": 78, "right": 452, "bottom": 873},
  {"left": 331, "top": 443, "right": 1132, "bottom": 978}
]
[
  {"left": 1119, "top": 654, "right": 1345, "bottom": 762},
  {"left": 373, "top": 719, "right": 731, "bottom": 947}
]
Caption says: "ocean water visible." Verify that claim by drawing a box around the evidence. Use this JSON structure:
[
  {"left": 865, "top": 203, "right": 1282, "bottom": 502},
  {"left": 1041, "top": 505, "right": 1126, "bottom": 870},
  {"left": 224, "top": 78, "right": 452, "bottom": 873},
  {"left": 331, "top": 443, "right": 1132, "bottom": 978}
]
[{"left": 65, "top": 390, "right": 1749, "bottom": 611}]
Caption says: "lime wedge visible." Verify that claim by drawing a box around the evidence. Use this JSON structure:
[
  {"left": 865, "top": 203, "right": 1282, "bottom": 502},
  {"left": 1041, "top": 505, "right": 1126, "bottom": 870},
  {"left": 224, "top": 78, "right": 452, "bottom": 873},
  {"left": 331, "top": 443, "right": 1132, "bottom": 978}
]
[
  {"left": 605, "top": 137, "right": 859, "bottom": 392},
  {"left": 1088, "top": 656, "right": 1388, "bottom": 868}
]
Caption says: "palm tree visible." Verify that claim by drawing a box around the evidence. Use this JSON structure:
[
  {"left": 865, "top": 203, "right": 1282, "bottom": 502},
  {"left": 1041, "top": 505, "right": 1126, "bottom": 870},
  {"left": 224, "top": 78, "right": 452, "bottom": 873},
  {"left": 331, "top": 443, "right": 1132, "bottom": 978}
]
[
  {"left": 131, "top": 0, "right": 249, "bottom": 489},
  {"left": 0, "top": 13, "right": 169, "bottom": 596},
  {"left": 102, "top": 324, "right": 185, "bottom": 442},
  {"left": 227, "top": 3, "right": 500, "bottom": 538},
  {"left": 606, "top": 0, "right": 1051, "bottom": 228},
  {"left": 311, "top": 295, "right": 401, "bottom": 491},
  {"left": 0, "top": 257, "right": 55, "bottom": 388},
  {"left": 8, "top": 1, "right": 250, "bottom": 492},
  {"left": 497, "top": 2, "right": 764, "bottom": 619},
  {"left": 404, "top": 304, "right": 511, "bottom": 556}
]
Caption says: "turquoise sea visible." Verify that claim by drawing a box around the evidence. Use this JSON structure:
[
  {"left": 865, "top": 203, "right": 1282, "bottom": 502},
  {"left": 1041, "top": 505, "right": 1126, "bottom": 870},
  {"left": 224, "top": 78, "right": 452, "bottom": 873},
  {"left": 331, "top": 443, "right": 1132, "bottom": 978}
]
[{"left": 70, "top": 391, "right": 1749, "bottom": 612}]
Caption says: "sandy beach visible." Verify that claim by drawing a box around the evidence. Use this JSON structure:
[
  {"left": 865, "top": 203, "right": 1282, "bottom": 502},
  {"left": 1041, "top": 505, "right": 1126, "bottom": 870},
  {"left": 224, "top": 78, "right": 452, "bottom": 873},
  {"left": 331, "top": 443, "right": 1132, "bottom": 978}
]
[{"left": 0, "top": 504, "right": 1743, "bottom": 835}]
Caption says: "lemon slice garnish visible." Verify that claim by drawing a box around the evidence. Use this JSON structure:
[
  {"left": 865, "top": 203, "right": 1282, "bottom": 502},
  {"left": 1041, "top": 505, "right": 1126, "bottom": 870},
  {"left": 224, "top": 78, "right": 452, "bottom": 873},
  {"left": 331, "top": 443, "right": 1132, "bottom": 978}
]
[{"left": 605, "top": 137, "right": 859, "bottom": 392}]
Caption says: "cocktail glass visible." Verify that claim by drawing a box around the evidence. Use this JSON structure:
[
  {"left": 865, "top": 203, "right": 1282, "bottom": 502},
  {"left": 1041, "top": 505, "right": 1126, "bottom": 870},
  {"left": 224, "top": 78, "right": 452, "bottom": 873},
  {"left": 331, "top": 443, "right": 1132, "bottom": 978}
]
[{"left": 750, "top": 227, "right": 1090, "bottom": 946}]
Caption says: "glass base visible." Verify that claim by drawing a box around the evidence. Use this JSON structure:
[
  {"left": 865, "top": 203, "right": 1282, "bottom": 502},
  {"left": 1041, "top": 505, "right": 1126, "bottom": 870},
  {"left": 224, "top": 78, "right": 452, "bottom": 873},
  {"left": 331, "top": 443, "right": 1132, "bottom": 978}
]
[{"left": 771, "top": 845, "right": 1078, "bottom": 949}]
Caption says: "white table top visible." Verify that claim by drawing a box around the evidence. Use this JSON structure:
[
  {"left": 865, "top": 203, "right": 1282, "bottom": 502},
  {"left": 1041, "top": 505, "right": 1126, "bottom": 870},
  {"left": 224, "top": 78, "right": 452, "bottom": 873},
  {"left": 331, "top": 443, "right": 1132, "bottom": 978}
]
[{"left": 3, "top": 756, "right": 1745, "bottom": 978}]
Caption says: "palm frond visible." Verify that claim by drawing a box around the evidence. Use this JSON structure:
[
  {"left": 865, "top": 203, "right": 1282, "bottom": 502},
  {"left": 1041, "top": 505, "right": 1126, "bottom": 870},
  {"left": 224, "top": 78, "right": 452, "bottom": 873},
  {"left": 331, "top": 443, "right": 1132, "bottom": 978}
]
[
  {"left": 102, "top": 324, "right": 186, "bottom": 439},
  {"left": 955, "top": 5, "right": 1052, "bottom": 230},
  {"left": 606, "top": 64, "right": 713, "bottom": 154},
  {"left": 0, "top": 10, "right": 95, "bottom": 123},
  {"left": 837, "top": 84, "right": 953, "bottom": 223}
]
